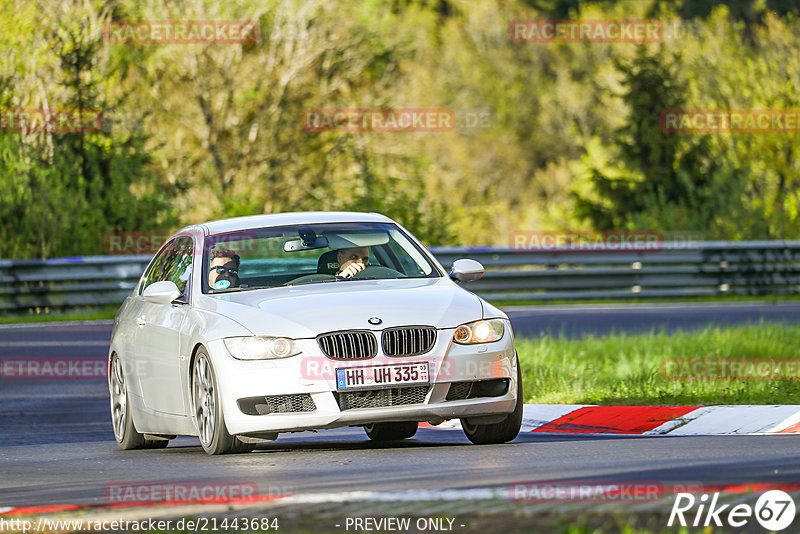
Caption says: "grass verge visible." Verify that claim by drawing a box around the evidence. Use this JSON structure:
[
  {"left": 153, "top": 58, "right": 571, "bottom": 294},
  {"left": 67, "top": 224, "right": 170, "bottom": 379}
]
[{"left": 516, "top": 321, "right": 800, "bottom": 405}]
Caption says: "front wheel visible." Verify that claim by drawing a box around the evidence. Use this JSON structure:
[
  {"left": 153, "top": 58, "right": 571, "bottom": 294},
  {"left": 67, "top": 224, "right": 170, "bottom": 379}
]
[
  {"left": 109, "top": 353, "right": 169, "bottom": 450},
  {"left": 461, "top": 357, "right": 523, "bottom": 445},
  {"left": 192, "top": 350, "right": 255, "bottom": 455},
  {"left": 364, "top": 421, "right": 418, "bottom": 441}
]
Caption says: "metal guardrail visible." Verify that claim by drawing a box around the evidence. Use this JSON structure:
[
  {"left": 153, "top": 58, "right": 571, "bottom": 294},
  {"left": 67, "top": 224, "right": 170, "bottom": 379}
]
[
  {"left": 0, "top": 255, "right": 151, "bottom": 313},
  {"left": 434, "top": 241, "right": 800, "bottom": 301},
  {"left": 2, "top": 241, "right": 800, "bottom": 313}
]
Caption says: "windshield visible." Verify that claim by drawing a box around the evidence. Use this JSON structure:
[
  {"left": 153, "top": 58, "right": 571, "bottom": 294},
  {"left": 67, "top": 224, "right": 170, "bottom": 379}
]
[{"left": 202, "top": 222, "right": 440, "bottom": 293}]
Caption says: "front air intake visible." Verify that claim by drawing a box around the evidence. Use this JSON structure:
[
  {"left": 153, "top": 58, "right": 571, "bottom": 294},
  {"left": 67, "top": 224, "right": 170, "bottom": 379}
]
[{"left": 334, "top": 386, "right": 430, "bottom": 411}]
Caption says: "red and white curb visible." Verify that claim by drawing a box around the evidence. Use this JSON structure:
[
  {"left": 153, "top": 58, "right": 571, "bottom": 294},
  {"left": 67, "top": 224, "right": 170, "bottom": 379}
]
[{"left": 423, "top": 404, "right": 800, "bottom": 435}]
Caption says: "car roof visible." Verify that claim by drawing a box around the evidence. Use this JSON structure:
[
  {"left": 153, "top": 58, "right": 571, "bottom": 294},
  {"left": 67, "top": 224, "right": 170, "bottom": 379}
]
[{"left": 181, "top": 211, "right": 395, "bottom": 235}]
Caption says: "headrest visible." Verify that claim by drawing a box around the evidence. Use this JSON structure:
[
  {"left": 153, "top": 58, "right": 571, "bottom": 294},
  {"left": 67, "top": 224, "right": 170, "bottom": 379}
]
[{"left": 317, "top": 250, "right": 340, "bottom": 275}]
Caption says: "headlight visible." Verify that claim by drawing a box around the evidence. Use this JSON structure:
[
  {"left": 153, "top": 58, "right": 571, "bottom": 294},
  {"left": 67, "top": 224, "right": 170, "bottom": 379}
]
[
  {"left": 452, "top": 319, "right": 505, "bottom": 344},
  {"left": 224, "top": 336, "right": 302, "bottom": 360}
]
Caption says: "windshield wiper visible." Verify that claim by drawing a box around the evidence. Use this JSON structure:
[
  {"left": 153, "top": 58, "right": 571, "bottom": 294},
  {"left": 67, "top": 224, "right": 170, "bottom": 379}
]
[
  {"left": 285, "top": 278, "right": 341, "bottom": 287},
  {"left": 211, "top": 285, "right": 273, "bottom": 293}
]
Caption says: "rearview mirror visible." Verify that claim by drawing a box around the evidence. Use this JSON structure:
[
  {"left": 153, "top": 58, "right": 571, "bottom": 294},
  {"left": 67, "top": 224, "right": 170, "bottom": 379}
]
[
  {"left": 449, "top": 259, "right": 484, "bottom": 283},
  {"left": 143, "top": 281, "right": 182, "bottom": 304},
  {"left": 283, "top": 236, "right": 329, "bottom": 252}
]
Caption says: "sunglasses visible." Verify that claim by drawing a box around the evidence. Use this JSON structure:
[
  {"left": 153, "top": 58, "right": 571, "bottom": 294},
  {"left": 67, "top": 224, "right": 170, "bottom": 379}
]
[{"left": 209, "top": 266, "right": 238, "bottom": 276}]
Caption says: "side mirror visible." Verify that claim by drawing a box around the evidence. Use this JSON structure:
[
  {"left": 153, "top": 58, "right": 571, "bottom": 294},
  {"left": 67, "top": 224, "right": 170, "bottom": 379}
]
[
  {"left": 143, "top": 280, "right": 182, "bottom": 304},
  {"left": 449, "top": 259, "right": 484, "bottom": 283}
]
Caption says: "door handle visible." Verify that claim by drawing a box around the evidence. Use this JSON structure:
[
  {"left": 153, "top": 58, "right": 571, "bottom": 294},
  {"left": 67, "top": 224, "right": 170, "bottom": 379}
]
[{"left": 136, "top": 316, "right": 146, "bottom": 327}]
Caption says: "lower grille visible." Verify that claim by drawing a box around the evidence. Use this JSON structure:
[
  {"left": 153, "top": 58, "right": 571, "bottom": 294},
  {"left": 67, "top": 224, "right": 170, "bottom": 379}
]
[
  {"left": 445, "top": 381, "right": 472, "bottom": 401},
  {"left": 335, "top": 386, "right": 429, "bottom": 411},
  {"left": 238, "top": 394, "right": 316, "bottom": 416}
]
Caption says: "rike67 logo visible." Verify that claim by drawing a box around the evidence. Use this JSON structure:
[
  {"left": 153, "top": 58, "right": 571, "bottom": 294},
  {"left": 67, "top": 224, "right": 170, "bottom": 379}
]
[{"left": 669, "top": 490, "right": 796, "bottom": 530}]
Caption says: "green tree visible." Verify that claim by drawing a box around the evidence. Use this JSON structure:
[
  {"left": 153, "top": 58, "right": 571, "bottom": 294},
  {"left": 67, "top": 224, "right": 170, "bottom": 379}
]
[
  {"left": 0, "top": 0, "right": 175, "bottom": 258},
  {"left": 572, "top": 46, "right": 720, "bottom": 231}
]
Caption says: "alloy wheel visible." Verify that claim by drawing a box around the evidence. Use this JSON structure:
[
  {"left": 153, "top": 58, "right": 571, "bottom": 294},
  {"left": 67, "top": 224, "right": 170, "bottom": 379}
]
[
  {"left": 193, "top": 354, "right": 216, "bottom": 447},
  {"left": 110, "top": 356, "right": 127, "bottom": 442}
]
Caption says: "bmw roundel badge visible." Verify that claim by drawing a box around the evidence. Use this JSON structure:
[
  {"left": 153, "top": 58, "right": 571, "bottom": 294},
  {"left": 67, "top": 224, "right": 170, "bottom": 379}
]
[{"left": 368, "top": 317, "right": 382, "bottom": 325}]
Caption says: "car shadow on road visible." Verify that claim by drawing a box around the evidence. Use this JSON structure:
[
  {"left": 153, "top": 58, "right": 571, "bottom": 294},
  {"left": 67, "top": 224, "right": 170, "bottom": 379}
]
[
  {"left": 153, "top": 429, "right": 469, "bottom": 455},
  {"left": 150, "top": 427, "right": 800, "bottom": 455}
]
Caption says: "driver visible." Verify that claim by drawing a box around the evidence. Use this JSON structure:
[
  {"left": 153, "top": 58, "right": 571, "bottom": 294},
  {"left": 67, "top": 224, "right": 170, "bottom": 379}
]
[
  {"left": 336, "top": 246, "right": 370, "bottom": 278},
  {"left": 208, "top": 248, "right": 240, "bottom": 289}
]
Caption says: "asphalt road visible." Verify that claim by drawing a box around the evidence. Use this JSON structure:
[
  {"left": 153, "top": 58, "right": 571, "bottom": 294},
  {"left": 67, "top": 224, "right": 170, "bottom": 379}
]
[{"left": 1, "top": 302, "right": 799, "bottom": 509}]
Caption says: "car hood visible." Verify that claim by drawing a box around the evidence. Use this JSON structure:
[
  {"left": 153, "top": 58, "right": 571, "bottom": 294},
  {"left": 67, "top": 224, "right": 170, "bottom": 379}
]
[{"left": 197, "top": 278, "right": 484, "bottom": 338}]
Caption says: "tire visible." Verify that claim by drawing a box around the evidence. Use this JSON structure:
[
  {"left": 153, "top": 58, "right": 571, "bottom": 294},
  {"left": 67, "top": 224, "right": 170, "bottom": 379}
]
[
  {"left": 460, "top": 356, "right": 523, "bottom": 445},
  {"left": 109, "top": 353, "right": 170, "bottom": 450},
  {"left": 364, "top": 421, "right": 419, "bottom": 441},
  {"left": 192, "top": 349, "right": 255, "bottom": 455}
]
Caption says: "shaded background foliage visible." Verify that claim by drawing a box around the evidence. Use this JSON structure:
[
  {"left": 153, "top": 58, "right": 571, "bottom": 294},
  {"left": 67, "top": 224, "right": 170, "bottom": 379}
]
[{"left": 1, "top": 0, "right": 799, "bottom": 258}]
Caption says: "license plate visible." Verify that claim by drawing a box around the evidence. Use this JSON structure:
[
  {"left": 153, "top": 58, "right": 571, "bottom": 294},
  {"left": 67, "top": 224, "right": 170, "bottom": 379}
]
[{"left": 335, "top": 362, "right": 429, "bottom": 390}]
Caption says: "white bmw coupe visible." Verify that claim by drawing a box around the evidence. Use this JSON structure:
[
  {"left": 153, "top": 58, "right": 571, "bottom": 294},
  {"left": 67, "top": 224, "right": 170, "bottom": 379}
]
[{"left": 108, "top": 212, "right": 522, "bottom": 454}]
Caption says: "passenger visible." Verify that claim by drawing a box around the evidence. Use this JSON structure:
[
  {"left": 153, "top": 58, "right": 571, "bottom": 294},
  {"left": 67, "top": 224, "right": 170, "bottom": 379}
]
[{"left": 208, "top": 249, "right": 240, "bottom": 289}]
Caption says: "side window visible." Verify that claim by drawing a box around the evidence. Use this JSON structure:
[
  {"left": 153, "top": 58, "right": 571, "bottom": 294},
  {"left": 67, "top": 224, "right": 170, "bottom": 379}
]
[
  {"left": 141, "top": 237, "right": 193, "bottom": 294},
  {"left": 141, "top": 241, "right": 172, "bottom": 294},
  {"left": 160, "top": 236, "right": 193, "bottom": 294}
]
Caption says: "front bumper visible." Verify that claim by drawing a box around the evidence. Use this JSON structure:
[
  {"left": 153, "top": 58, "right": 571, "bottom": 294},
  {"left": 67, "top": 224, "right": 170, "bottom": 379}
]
[{"left": 208, "top": 326, "right": 518, "bottom": 436}]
